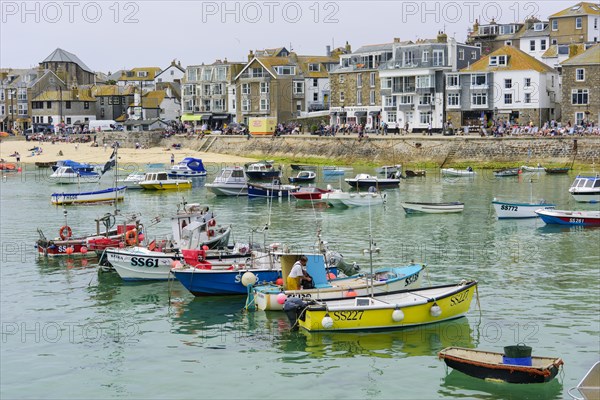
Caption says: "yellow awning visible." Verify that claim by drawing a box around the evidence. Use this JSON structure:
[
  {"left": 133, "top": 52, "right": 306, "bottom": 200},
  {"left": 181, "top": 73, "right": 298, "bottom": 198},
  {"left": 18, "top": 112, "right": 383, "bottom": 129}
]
[{"left": 181, "top": 114, "right": 206, "bottom": 121}]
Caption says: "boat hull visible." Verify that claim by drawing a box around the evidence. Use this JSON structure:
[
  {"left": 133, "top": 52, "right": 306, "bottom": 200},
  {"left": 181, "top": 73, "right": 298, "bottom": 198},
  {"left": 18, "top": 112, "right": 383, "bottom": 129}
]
[
  {"left": 247, "top": 184, "right": 297, "bottom": 199},
  {"left": 344, "top": 180, "right": 400, "bottom": 189},
  {"left": 401, "top": 202, "right": 464, "bottom": 214},
  {"left": 536, "top": 210, "right": 600, "bottom": 226},
  {"left": 340, "top": 193, "right": 386, "bottom": 207},
  {"left": 171, "top": 268, "right": 281, "bottom": 296},
  {"left": 439, "top": 347, "right": 563, "bottom": 384},
  {"left": 570, "top": 191, "right": 600, "bottom": 203},
  {"left": 51, "top": 187, "right": 127, "bottom": 205},
  {"left": 206, "top": 183, "right": 248, "bottom": 196},
  {"left": 139, "top": 181, "right": 192, "bottom": 190},
  {"left": 441, "top": 169, "right": 475, "bottom": 177},
  {"left": 298, "top": 281, "right": 477, "bottom": 332},
  {"left": 492, "top": 201, "right": 555, "bottom": 219},
  {"left": 255, "top": 265, "right": 424, "bottom": 311},
  {"left": 168, "top": 171, "right": 207, "bottom": 177}
]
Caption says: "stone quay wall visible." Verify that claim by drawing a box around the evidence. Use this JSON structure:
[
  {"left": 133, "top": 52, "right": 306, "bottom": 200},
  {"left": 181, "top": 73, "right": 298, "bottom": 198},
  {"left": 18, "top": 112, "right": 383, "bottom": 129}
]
[{"left": 98, "top": 132, "right": 600, "bottom": 166}]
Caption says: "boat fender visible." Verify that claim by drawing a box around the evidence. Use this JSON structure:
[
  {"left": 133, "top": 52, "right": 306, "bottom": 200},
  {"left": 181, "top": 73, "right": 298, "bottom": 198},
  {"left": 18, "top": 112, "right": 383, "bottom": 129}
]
[
  {"left": 430, "top": 302, "right": 442, "bottom": 317},
  {"left": 392, "top": 308, "right": 404, "bottom": 322},
  {"left": 207, "top": 229, "right": 215, "bottom": 238},
  {"left": 321, "top": 313, "right": 334, "bottom": 329},
  {"left": 59, "top": 225, "right": 73, "bottom": 240},
  {"left": 208, "top": 219, "right": 216, "bottom": 227},
  {"left": 125, "top": 229, "right": 138, "bottom": 246}
]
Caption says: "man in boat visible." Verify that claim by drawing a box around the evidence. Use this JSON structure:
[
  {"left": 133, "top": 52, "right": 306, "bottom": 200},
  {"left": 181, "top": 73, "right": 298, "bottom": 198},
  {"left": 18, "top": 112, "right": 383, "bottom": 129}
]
[{"left": 287, "top": 256, "right": 312, "bottom": 290}]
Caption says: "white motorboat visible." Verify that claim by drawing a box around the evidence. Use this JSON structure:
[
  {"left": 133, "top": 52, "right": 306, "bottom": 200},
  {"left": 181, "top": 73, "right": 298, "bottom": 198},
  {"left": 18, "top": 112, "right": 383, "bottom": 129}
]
[
  {"left": 375, "top": 164, "right": 402, "bottom": 175},
  {"left": 116, "top": 173, "right": 145, "bottom": 190},
  {"left": 569, "top": 174, "right": 600, "bottom": 203},
  {"left": 339, "top": 190, "right": 387, "bottom": 207},
  {"left": 521, "top": 165, "right": 545, "bottom": 173},
  {"left": 205, "top": 166, "right": 248, "bottom": 196},
  {"left": 401, "top": 202, "right": 464, "bottom": 214},
  {"left": 441, "top": 168, "right": 475, "bottom": 177},
  {"left": 168, "top": 157, "right": 207, "bottom": 177},
  {"left": 48, "top": 166, "right": 101, "bottom": 184}
]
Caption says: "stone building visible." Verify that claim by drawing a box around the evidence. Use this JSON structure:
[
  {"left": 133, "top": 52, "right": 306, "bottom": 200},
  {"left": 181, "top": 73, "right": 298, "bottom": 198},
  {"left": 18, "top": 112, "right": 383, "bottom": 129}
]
[
  {"left": 92, "top": 85, "right": 135, "bottom": 122},
  {"left": 234, "top": 47, "right": 341, "bottom": 125},
  {"left": 39, "top": 48, "right": 95, "bottom": 86},
  {"left": 560, "top": 44, "right": 600, "bottom": 126},
  {"left": 30, "top": 87, "right": 97, "bottom": 129}
]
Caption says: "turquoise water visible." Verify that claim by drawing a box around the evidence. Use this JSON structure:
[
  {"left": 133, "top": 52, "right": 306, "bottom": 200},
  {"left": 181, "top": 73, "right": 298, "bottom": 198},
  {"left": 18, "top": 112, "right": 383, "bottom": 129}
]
[{"left": 1, "top": 164, "right": 599, "bottom": 399}]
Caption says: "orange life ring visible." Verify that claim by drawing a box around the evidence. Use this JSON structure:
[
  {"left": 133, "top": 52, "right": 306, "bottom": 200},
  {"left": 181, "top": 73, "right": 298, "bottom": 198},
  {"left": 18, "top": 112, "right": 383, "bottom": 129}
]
[
  {"left": 59, "top": 225, "right": 72, "bottom": 240},
  {"left": 208, "top": 219, "right": 216, "bottom": 227},
  {"left": 125, "top": 229, "right": 138, "bottom": 246}
]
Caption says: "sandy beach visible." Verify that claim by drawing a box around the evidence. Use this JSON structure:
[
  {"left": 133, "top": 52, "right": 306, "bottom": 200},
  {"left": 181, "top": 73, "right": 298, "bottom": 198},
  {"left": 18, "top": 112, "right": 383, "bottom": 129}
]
[{"left": 0, "top": 139, "right": 257, "bottom": 165}]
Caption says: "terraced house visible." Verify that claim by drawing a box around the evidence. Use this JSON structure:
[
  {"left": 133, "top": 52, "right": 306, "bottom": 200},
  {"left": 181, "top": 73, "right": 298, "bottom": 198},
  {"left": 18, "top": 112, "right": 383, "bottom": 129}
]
[
  {"left": 379, "top": 33, "right": 480, "bottom": 132},
  {"left": 234, "top": 47, "right": 341, "bottom": 125},
  {"left": 181, "top": 60, "right": 245, "bottom": 129},
  {"left": 548, "top": 2, "right": 600, "bottom": 45},
  {"left": 560, "top": 44, "right": 600, "bottom": 126},
  {"left": 445, "top": 46, "right": 560, "bottom": 128},
  {"left": 329, "top": 41, "right": 389, "bottom": 130}
]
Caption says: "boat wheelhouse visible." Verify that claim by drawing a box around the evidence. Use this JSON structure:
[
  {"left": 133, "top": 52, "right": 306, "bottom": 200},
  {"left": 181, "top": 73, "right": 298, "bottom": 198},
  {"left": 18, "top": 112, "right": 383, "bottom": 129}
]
[{"left": 569, "top": 174, "right": 600, "bottom": 203}]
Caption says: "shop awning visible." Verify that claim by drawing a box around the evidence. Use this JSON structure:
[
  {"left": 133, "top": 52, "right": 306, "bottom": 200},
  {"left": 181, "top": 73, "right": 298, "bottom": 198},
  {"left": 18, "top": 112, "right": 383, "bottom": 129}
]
[
  {"left": 181, "top": 114, "right": 206, "bottom": 121},
  {"left": 369, "top": 111, "right": 380, "bottom": 115},
  {"left": 354, "top": 111, "right": 367, "bottom": 117}
]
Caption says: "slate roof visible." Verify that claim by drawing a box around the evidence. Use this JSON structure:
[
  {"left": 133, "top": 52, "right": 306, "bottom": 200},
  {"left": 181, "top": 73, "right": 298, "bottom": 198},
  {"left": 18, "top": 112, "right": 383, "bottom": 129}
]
[
  {"left": 561, "top": 44, "right": 600, "bottom": 66},
  {"left": 549, "top": 2, "right": 600, "bottom": 18},
  {"left": 42, "top": 48, "right": 93, "bottom": 73},
  {"left": 461, "top": 45, "right": 556, "bottom": 73}
]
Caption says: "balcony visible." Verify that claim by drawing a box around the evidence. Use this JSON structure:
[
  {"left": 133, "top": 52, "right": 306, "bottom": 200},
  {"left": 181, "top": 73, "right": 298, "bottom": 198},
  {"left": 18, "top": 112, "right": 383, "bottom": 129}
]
[
  {"left": 308, "top": 102, "right": 330, "bottom": 112},
  {"left": 392, "top": 85, "right": 415, "bottom": 94}
]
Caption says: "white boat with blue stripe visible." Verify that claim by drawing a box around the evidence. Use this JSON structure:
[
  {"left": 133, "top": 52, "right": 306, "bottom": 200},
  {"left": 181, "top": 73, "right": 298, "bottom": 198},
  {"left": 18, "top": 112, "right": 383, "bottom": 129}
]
[
  {"left": 51, "top": 186, "right": 127, "bottom": 205},
  {"left": 492, "top": 199, "right": 555, "bottom": 219}
]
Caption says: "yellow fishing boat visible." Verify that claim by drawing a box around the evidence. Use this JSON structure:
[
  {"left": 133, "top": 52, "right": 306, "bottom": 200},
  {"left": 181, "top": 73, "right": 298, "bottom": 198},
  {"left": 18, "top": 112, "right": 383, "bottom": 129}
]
[
  {"left": 139, "top": 172, "right": 192, "bottom": 190},
  {"left": 296, "top": 280, "right": 477, "bottom": 332}
]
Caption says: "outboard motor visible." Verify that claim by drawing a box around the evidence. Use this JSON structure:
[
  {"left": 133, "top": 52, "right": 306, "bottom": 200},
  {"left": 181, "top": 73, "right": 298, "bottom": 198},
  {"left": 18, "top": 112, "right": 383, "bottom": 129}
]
[{"left": 283, "top": 297, "right": 308, "bottom": 331}]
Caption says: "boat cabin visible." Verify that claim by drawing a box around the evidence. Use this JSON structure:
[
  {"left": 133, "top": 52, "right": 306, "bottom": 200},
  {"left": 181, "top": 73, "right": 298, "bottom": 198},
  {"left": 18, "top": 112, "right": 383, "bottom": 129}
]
[
  {"left": 144, "top": 172, "right": 169, "bottom": 181},
  {"left": 245, "top": 161, "right": 276, "bottom": 172},
  {"left": 214, "top": 167, "right": 246, "bottom": 183},
  {"left": 570, "top": 175, "right": 600, "bottom": 190}
]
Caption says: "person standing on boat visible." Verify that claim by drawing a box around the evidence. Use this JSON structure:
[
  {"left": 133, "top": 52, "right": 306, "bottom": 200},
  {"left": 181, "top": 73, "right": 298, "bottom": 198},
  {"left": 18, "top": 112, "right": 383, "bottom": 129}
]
[{"left": 287, "top": 256, "right": 311, "bottom": 290}]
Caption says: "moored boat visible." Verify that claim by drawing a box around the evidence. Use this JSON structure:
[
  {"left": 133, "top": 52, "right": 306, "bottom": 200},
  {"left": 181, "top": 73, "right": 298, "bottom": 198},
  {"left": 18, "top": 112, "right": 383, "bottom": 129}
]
[
  {"left": 253, "top": 252, "right": 424, "bottom": 311},
  {"left": 568, "top": 361, "right": 600, "bottom": 400},
  {"left": 295, "top": 280, "right": 478, "bottom": 332},
  {"left": 322, "top": 166, "right": 351, "bottom": 176},
  {"left": 521, "top": 165, "right": 545, "bottom": 173},
  {"left": 291, "top": 164, "right": 317, "bottom": 171},
  {"left": 205, "top": 166, "right": 248, "bottom": 196},
  {"left": 138, "top": 171, "right": 192, "bottom": 190},
  {"left": 344, "top": 173, "right": 400, "bottom": 189},
  {"left": 545, "top": 167, "right": 570, "bottom": 175},
  {"left": 339, "top": 190, "right": 387, "bottom": 207},
  {"left": 168, "top": 157, "right": 207, "bottom": 177},
  {"left": 116, "top": 173, "right": 145, "bottom": 190},
  {"left": 441, "top": 168, "right": 475, "bottom": 177},
  {"left": 244, "top": 160, "right": 281, "bottom": 181},
  {"left": 569, "top": 174, "right": 600, "bottom": 203},
  {"left": 438, "top": 347, "right": 564, "bottom": 384},
  {"left": 535, "top": 209, "right": 600, "bottom": 227},
  {"left": 51, "top": 186, "right": 127, "bottom": 205},
  {"left": 0, "top": 163, "right": 17, "bottom": 171},
  {"left": 51, "top": 159, "right": 97, "bottom": 173},
  {"left": 375, "top": 164, "right": 402, "bottom": 175},
  {"left": 405, "top": 170, "right": 426, "bottom": 177},
  {"left": 291, "top": 186, "right": 332, "bottom": 201},
  {"left": 48, "top": 166, "right": 101, "bottom": 184},
  {"left": 288, "top": 170, "right": 316, "bottom": 183},
  {"left": 401, "top": 202, "right": 464, "bottom": 214},
  {"left": 247, "top": 182, "right": 299, "bottom": 199},
  {"left": 492, "top": 199, "right": 555, "bottom": 219},
  {"left": 493, "top": 168, "right": 521, "bottom": 177}
]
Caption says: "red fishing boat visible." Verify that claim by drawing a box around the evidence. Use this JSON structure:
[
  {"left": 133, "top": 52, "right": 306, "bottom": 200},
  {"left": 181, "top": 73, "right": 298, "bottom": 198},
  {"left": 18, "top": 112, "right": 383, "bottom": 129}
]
[{"left": 291, "top": 186, "right": 332, "bottom": 201}]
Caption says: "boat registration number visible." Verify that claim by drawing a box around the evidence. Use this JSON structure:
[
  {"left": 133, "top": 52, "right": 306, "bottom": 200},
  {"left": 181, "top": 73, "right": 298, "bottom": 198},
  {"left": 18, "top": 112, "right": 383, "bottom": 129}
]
[
  {"left": 332, "top": 310, "right": 364, "bottom": 321},
  {"left": 130, "top": 257, "right": 160, "bottom": 267},
  {"left": 569, "top": 218, "right": 584, "bottom": 224},
  {"left": 405, "top": 272, "right": 419, "bottom": 286},
  {"left": 450, "top": 291, "right": 469, "bottom": 306},
  {"left": 500, "top": 205, "right": 518, "bottom": 211}
]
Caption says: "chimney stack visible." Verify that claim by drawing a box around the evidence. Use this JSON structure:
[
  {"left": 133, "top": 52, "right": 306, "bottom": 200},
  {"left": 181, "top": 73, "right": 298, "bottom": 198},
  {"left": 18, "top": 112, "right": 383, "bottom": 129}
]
[
  {"left": 326, "top": 45, "right": 331, "bottom": 56},
  {"left": 248, "top": 50, "right": 254, "bottom": 62},
  {"left": 394, "top": 37, "right": 401, "bottom": 43}
]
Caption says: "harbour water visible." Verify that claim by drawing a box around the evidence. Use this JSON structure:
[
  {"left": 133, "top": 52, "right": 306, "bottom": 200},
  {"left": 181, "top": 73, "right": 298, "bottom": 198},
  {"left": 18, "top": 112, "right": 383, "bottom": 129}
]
[{"left": 1, "top": 164, "right": 599, "bottom": 399}]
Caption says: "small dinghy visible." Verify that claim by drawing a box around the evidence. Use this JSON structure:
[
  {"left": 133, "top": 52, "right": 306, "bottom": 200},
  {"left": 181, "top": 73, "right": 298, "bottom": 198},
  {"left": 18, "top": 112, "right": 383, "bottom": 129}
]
[
  {"left": 401, "top": 202, "right": 464, "bottom": 214},
  {"left": 438, "top": 347, "right": 564, "bottom": 384},
  {"left": 568, "top": 361, "right": 600, "bottom": 400}
]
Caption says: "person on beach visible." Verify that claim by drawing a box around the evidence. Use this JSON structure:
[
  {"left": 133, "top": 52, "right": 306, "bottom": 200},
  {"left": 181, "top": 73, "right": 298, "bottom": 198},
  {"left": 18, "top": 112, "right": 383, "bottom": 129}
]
[
  {"left": 171, "top": 153, "right": 175, "bottom": 166},
  {"left": 15, "top": 152, "right": 20, "bottom": 163},
  {"left": 286, "top": 256, "right": 312, "bottom": 290}
]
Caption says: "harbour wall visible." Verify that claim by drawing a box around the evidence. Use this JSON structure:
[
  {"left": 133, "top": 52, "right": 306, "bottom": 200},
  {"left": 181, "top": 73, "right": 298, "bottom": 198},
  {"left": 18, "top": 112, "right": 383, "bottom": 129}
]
[{"left": 99, "top": 133, "right": 600, "bottom": 166}]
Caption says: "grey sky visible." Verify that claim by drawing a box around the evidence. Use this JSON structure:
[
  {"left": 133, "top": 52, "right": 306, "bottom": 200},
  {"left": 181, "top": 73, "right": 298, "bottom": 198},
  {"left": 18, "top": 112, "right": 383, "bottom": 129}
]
[{"left": 0, "top": 1, "right": 576, "bottom": 72}]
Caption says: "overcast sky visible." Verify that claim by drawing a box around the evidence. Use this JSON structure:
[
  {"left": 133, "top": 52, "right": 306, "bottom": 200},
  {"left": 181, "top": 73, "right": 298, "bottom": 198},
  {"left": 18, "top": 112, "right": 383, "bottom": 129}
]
[{"left": 1, "top": 1, "right": 576, "bottom": 73}]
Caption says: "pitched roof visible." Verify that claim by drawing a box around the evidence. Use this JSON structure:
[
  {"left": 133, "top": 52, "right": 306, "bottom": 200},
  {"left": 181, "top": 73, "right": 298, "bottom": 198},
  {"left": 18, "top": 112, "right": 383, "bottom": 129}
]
[
  {"left": 461, "top": 45, "right": 556, "bottom": 73},
  {"left": 354, "top": 43, "right": 394, "bottom": 54},
  {"left": 93, "top": 85, "right": 135, "bottom": 96},
  {"left": 561, "top": 44, "right": 600, "bottom": 66},
  {"left": 119, "top": 67, "right": 162, "bottom": 81},
  {"left": 33, "top": 89, "right": 95, "bottom": 102},
  {"left": 549, "top": 2, "right": 600, "bottom": 18},
  {"left": 42, "top": 48, "right": 93, "bottom": 73},
  {"left": 128, "top": 90, "right": 166, "bottom": 108}
]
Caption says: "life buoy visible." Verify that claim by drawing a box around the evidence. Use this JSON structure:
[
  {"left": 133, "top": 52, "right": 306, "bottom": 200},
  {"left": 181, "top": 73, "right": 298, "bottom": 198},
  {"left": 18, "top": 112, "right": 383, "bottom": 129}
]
[
  {"left": 59, "top": 225, "right": 72, "bottom": 240},
  {"left": 208, "top": 219, "right": 216, "bottom": 227},
  {"left": 125, "top": 229, "right": 138, "bottom": 246}
]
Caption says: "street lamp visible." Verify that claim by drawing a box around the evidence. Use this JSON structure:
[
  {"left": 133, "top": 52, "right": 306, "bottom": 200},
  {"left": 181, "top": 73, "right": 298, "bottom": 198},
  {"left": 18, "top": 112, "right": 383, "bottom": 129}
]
[{"left": 9, "top": 88, "right": 16, "bottom": 133}]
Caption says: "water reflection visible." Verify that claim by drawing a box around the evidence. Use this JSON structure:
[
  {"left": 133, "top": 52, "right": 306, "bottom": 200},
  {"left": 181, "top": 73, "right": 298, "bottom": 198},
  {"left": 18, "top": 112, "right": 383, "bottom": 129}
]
[
  {"left": 439, "top": 369, "right": 563, "bottom": 400},
  {"left": 36, "top": 255, "right": 98, "bottom": 275},
  {"left": 298, "top": 318, "right": 475, "bottom": 359}
]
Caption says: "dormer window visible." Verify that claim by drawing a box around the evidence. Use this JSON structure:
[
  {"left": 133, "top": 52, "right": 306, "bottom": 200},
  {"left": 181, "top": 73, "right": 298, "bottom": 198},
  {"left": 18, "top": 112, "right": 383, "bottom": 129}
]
[
  {"left": 308, "top": 63, "right": 320, "bottom": 72},
  {"left": 137, "top": 71, "right": 148, "bottom": 78},
  {"left": 534, "top": 23, "right": 544, "bottom": 31},
  {"left": 489, "top": 55, "right": 507, "bottom": 66}
]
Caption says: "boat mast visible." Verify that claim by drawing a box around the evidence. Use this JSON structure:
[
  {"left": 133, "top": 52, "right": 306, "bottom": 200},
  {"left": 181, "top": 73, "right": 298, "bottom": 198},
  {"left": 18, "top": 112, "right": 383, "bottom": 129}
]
[{"left": 114, "top": 144, "right": 119, "bottom": 215}]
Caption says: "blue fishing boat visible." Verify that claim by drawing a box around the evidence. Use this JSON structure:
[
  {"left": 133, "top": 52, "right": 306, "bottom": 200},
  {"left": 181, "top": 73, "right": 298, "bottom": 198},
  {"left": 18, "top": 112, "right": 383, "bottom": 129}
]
[
  {"left": 247, "top": 182, "right": 299, "bottom": 199},
  {"left": 168, "top": 157, "right": 206, "bottom": 177},
  {"left": 51, "top": 159, "right": 97, "bottom": 173}
]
